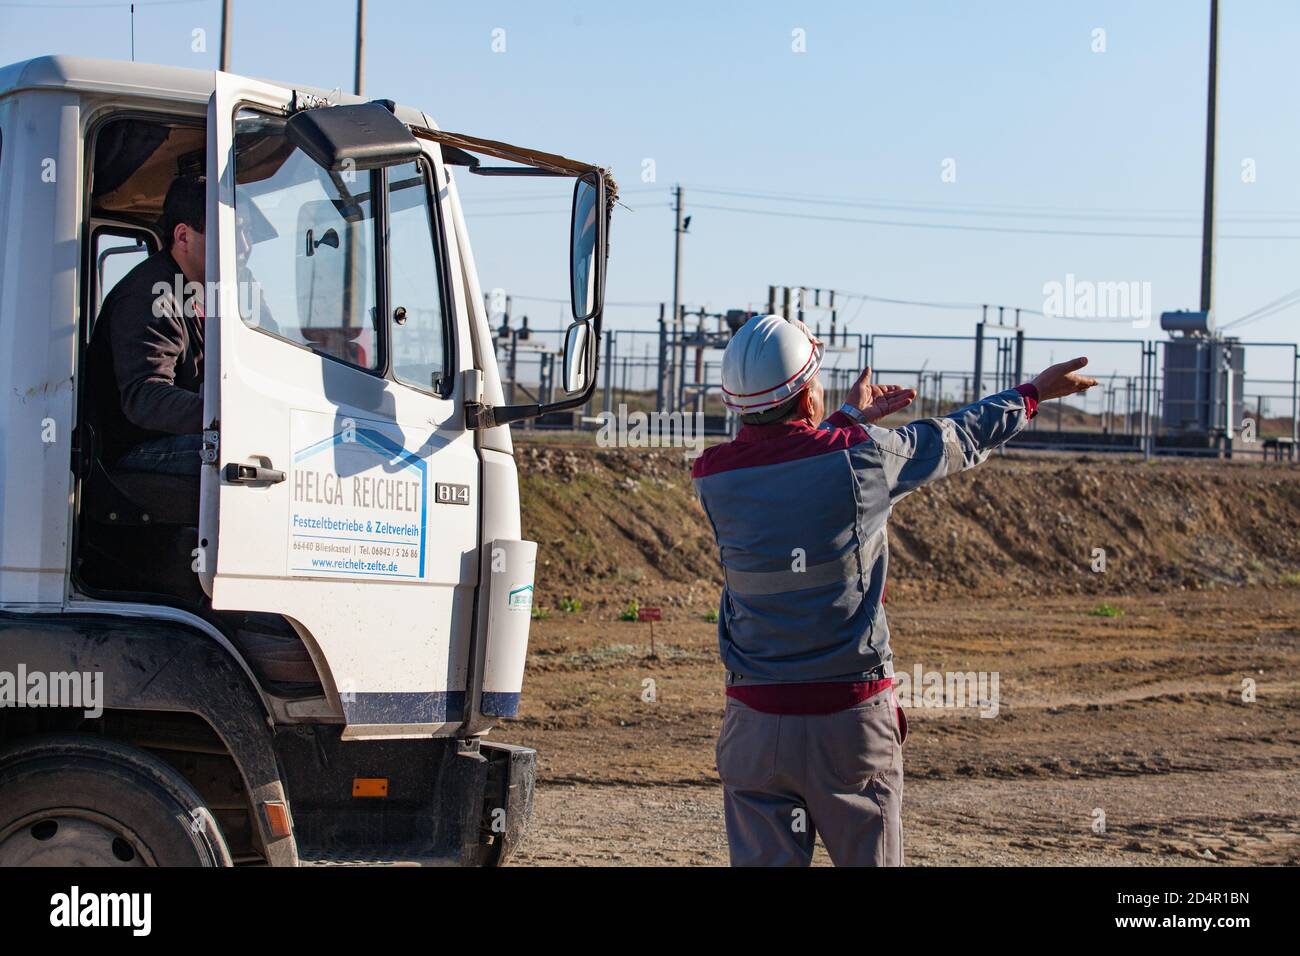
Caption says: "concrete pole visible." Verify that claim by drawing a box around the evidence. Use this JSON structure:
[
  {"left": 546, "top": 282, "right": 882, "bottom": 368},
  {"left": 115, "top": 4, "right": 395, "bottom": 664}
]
[
  {"left": 603, "top": 329, "right": 615, "bottom": 415},
  {"left": 677, "top": 304, "right": 689, "bottom": 413},
  {"left": 354, "top": 0, "right": 367, "bottom": 97},
  {"left": 1199, "top": 0, "right": 1219, "bottom": 314},
  {"left": 670, "top": 185, "right": 684, "bottom": 413},
  {"left": 219, "top": 0, "right": 232, "bottom": 71},
  {"left": 1292, "top": 348, "right": 1298, "bottom": 446},
  {"left": 1014, "top": 326, "right": 1025, "bottom": 387},
  {"left": 656, "top": 305, "right": 667, "bottom": 413},
  {"left": 507, "top": 332, "right": 518, "bottom": 406}
]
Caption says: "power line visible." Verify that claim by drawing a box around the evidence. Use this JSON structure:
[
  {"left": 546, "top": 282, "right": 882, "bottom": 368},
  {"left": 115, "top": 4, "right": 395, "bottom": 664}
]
[
  {"left": 777, "top": 287, "right": 1135, "bottom": 325},
  {"left": 1219, "top": 286, "right": 1300, "bottom": 331},
  {"left": 687, "top": 201, "right": 1300, "bottom": 240},
  {"left": 508, "top": 294, "right": 664, "bottom": 308},
  {"left": 455, "top": 194, "right": 579, "bottom": 205},
  {"left": 682, "top": 183, "right": 1300, "bottom": 221},
  {"left": 0, "top": 0, "right": 205, "bottom": 6},
  {"left": 457, "top": 186, "right": 665, "bottom": 207},
  {"left": 833, "top": 290, "right": 990, "bottom": 312},
  {"left": 1224, "top": 299, "right": 1300, "bottom": 330},
  {"left": 686, "top": 185, "right": 1300, "bottom": 224},
  {"left": 462, "top": 181, "right": 1296, "bottom": 222},
  {"left": 461, "top": 208, "right": 571, "bottom": 218}
]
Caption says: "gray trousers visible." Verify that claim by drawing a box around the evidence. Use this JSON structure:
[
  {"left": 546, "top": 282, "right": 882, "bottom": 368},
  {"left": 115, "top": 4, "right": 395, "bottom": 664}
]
[{"left": 717, "top": 692, "right": 905, "bottom": 866}]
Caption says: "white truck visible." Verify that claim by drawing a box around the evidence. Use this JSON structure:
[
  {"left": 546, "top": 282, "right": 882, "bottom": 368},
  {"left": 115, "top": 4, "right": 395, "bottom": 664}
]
[{"left": 0, "top": 56, "right": 613, "bottom": 865}]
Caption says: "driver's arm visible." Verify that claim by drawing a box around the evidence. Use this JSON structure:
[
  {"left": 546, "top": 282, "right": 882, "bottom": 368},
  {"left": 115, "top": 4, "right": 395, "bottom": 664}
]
[{"left": 109, "top": 282, "right": 203, "bottom": 435}]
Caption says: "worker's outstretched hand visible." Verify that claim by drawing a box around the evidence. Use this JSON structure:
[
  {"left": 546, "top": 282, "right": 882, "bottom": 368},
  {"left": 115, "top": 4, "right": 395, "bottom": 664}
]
[
  {"left": 1031, "top": 357, "right": 1099, "bottom": 402},
  {"left": 847, "top": 367, "right": 918, "bottom": 423}
]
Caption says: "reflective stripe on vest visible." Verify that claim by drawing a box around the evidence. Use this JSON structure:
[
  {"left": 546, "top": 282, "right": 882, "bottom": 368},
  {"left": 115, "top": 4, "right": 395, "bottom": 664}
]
[{"left": 721, "top": 529, "right": 885, "bottom": 597}]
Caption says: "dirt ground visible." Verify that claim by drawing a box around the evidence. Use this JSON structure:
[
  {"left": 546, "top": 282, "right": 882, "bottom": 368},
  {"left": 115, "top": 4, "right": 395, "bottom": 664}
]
[
  {"left": 506, "top": 586, "right": 1298, "bottom": 866},
  {"left": 502, "top": 444, "right": 1300, "bottom": 866}
]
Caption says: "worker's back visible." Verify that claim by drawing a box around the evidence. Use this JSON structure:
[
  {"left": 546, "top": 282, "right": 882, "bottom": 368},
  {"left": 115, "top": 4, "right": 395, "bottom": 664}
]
[
  {"left": 694, "top": 388, "right": 1038, "bottom": 685},
  {"left": 692, "top": 415, "right": 893, "bottom": 684}
]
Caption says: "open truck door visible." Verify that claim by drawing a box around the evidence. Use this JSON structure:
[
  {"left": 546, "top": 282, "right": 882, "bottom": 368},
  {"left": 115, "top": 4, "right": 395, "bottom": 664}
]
[
  {"left": 201, "top": 75, "right": 482, "bottom": 738},
  {"left": 410, "top": 127, "right": 615, "bottom": 735}
]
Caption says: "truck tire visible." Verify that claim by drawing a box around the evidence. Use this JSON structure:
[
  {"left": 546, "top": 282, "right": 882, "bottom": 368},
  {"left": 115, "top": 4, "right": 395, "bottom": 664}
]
[{"left": 0, "top": 734, "right": 233, "bottom": 867}]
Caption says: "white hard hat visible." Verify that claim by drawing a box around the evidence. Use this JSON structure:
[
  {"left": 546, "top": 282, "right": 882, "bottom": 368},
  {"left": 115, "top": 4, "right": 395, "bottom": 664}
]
[{"left": 720, "top": 314, "right": 823, "bottom": 414}]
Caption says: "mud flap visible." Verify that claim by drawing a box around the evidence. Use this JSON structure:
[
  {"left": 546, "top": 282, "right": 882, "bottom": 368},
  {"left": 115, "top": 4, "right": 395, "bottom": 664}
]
[
  {"left": 480, "top": 740, "right": 537, "bottom": 865},
  {"left": 273, "top": 727, "right": 536, "bottom": 865}
]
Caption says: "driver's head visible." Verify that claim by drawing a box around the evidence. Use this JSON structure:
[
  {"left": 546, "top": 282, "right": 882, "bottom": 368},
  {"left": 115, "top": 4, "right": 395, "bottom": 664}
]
[{"left": 161, "top": 174, "right": 206, "bottom": 284}]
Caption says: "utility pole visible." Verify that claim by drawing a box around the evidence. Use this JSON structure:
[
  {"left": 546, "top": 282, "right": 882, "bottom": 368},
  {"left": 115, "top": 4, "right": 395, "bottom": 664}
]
[
  {"left": 656, "top": 304, "right": 667, "bottom": 413},
  {"left": 219, "top": 0, "right": 232, "bottom": 71},
  {"left": 677, "top": 304, "right": 690, "bottom": 413},
  {"left": 1014, "top": 321, "right": 1024, "bottom": 389},
  {"left": 1199, "top": 0, "right": 1220, "bottom": 314},
  {"left": 670, "top": 185, "right": 685, "bottom": 412},
  {"left": 354, "top": 0, "right": 367, "bottom": 97}
]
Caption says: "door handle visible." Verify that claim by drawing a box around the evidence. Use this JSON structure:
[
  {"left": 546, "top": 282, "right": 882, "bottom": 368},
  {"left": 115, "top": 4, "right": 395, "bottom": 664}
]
[{"left": 223, "top": 462, "right": 286, "bottom": 484}]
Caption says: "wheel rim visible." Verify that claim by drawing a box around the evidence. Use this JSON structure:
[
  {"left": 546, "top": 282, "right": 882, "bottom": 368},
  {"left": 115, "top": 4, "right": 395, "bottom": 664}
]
[{"left": 0, "top": 811, "right": 155, "bottom": 866}]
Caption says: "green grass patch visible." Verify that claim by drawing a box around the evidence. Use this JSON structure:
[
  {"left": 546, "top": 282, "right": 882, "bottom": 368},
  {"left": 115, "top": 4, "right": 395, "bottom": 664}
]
[{"left": 1088, "top": 602, "right": 1124, "bottom": 619}]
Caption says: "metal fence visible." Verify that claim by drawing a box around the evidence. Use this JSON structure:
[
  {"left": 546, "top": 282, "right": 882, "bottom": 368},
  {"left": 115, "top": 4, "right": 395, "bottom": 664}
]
[{"left": 494, "top": 321, "right": 1300, "bottom": 459}]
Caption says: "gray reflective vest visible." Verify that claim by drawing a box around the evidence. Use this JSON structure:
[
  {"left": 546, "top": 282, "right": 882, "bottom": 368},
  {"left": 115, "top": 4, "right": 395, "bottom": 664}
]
[{"left": 691, "top": 388, "right": 1035, "bottom": 684}]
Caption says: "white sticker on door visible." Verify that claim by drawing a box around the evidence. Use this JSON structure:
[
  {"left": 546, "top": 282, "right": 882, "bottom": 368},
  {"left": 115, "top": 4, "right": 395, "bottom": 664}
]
[{"left": 288, "top": 410, "right": 427, "bottom": 579}]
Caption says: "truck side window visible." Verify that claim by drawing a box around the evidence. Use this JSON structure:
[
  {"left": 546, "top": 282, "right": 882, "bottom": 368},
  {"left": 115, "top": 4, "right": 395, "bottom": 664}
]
[
  {"left": 387, "top": 160, "right": 448, "bottom": 394},
  {"left": 94, "top": 232, "right": 150, "bottom": 323},
  {"left": 233, "top": 109, "right": 381, "bottom": 372}
]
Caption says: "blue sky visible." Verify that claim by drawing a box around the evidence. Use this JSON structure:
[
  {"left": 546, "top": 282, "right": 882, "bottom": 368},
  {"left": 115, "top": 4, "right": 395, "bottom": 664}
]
[{"left": 2, "top": 0, "right": 1297, "bottom": 382}]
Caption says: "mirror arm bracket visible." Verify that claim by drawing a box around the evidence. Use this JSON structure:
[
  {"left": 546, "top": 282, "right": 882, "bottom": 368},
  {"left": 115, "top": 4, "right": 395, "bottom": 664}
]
[
  {"left": 464, "top": 367, "right": 599, "bottom": 430},
  {"left": 465, "top": 402, "right": 543, "bottom": 431}
]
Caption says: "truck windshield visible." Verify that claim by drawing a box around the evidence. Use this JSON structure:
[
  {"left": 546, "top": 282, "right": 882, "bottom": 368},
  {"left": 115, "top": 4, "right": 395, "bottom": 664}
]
[{"left": 233, "top": 108, "right": 380, "bottom": 370}]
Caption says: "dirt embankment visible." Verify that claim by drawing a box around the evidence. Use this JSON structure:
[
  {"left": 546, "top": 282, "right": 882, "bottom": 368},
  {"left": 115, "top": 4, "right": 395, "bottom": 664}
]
[
  {"left": 510, "top": 442, "right": 1300, "bottom": 867},
  {"left": 517, "top": 443, "right": 1300, "bottom": 611}
]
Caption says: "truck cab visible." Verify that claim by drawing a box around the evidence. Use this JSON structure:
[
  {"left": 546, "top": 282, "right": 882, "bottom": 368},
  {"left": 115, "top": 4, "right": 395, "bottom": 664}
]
[{"left": 0, "top": 56, "right": 611, "bottom": 865}]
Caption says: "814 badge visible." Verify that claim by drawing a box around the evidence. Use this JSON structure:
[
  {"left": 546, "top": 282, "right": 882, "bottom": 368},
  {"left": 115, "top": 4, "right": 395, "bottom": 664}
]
[{"left": 436, "top": 482, "right": 471, "bottom": 506}]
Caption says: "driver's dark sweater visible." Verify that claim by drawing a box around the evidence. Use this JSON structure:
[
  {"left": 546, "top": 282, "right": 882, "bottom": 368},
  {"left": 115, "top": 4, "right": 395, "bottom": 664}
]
[{"left": 89, "top": 250, "right": 205, "bottom": 463}]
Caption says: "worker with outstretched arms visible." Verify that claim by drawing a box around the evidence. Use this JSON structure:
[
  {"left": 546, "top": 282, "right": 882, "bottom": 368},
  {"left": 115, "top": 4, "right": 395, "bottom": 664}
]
[{"left": 692, "top": 314, "right": 1097, "bottom": 866}]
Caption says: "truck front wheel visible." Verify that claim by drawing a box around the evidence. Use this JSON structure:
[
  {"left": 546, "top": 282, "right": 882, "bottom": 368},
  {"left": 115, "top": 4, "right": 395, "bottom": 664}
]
[{"left": 0, "top": 734, "right": 233, "bottom": 867}]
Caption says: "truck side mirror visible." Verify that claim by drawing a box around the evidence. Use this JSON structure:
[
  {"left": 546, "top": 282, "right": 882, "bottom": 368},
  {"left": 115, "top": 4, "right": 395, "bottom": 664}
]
[
  {"left": 285, "top": 102, "right": 422, "bottom": 172},
  {"left": 561, "top": 320, "right": 593, "bottom": 394},
  {"left": 570, "top": 175, "right": 604, "bottom": 321}
]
